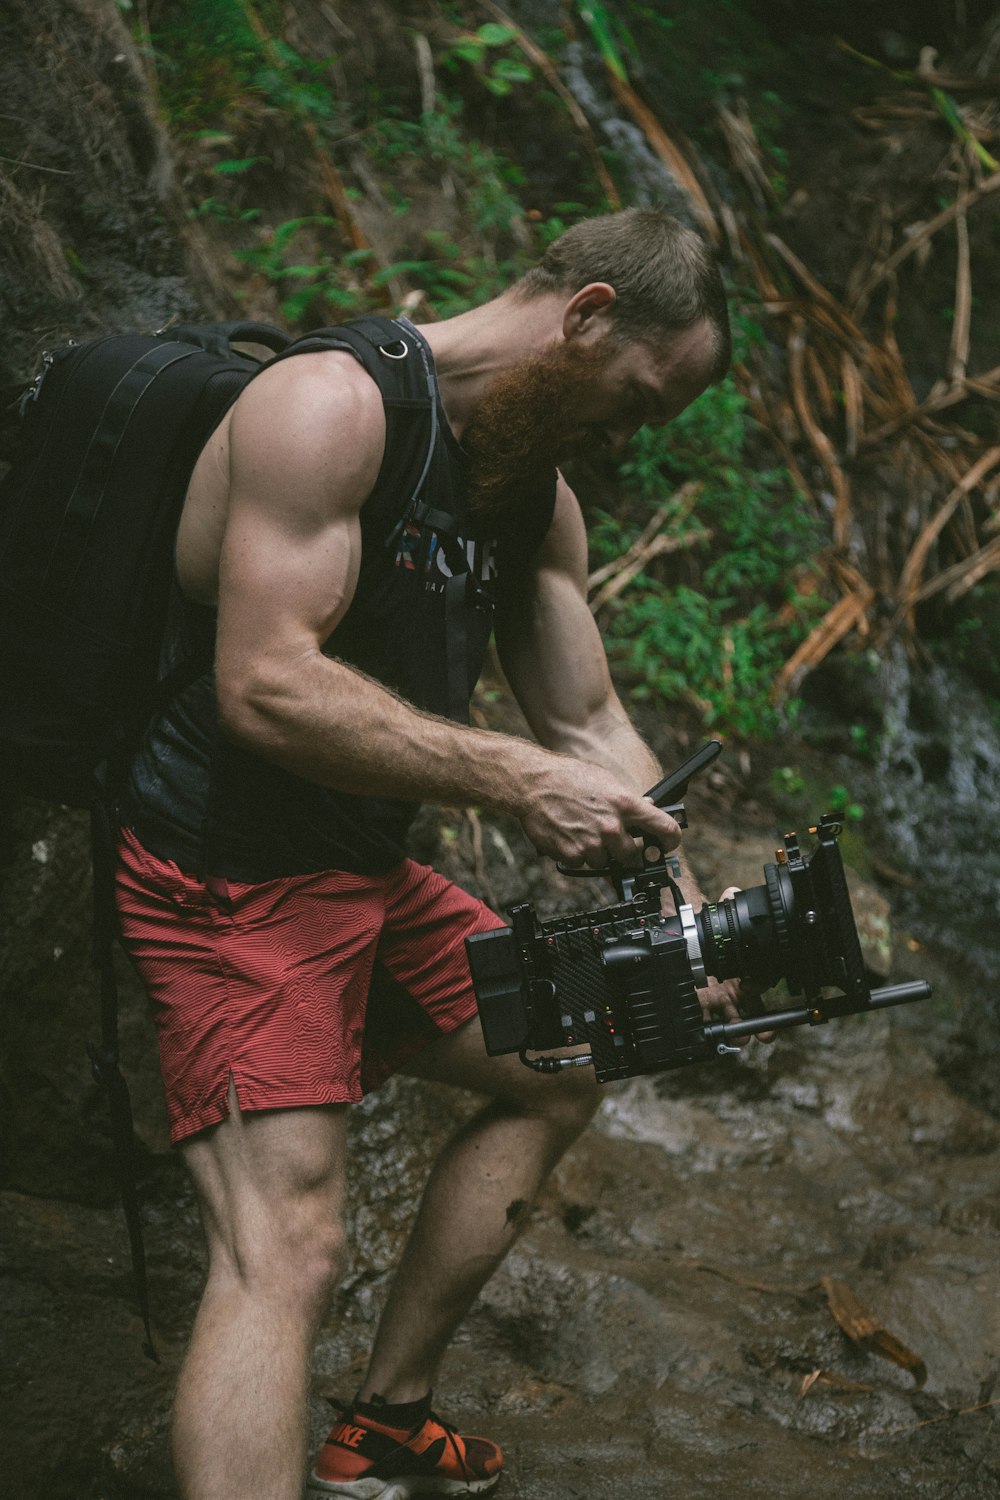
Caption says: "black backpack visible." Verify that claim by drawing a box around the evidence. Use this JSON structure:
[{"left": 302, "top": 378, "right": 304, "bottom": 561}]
[
  {"left": 0, "top": 320, "right": 296, "bottom": 806},
  {"left": 0, "top": 315, "right": 447, "bottom": 1355}
]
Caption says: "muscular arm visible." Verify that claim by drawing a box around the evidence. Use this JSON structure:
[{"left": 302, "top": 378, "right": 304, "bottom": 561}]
[
  {"left": 211, "top": 359, "right": 679, "bottom": 866},
  {"left": 495, "top": 477, "right": 767, "bottom": 1034},
  {"left": 495, "top": 476, "right": 705, "bottom": 892}
]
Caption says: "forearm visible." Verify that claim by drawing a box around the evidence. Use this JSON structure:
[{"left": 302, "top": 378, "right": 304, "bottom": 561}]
[
  {"left": 551, "top": 703, "right": 716, "bottom": 906},
  {"left": 547, "top": 698, "right": 661, "bottom": 790},
  {"left": 219, "top": 648, "right": 556, "bottom": 816},
  {"left": 218, "top": 648, "right": 683, "bottom": 868}
]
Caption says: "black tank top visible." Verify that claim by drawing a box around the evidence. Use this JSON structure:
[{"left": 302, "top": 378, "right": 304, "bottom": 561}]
[{"left": 122, "top": 317, "right": 556, "bottom": 879}]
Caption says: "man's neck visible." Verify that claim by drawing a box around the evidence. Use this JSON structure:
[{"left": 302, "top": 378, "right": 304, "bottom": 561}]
[{"left": 417, "top": 291, "right": 564, "bottom": 439}]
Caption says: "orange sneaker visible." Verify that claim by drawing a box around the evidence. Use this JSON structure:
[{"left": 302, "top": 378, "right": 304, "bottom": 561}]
[{"left": 310, "top": 1398, "right": 503, "bottom": 1498}]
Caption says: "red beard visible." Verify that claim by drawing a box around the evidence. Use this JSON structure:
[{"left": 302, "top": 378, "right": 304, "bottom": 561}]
[{"left": 462, "top": 339, "right": 610, "bottom": 527}]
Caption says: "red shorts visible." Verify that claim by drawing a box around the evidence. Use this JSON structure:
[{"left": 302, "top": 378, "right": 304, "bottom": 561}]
[{"left": 115, "top": 827, "right": 503, "bottom": 1144}]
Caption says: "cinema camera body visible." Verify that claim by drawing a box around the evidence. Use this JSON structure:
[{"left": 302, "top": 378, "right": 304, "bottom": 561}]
[{"left": 467, "top": 741, "right": 930, "bottom": 1083}]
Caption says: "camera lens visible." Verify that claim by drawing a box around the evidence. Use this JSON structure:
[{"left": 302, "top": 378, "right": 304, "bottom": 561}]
[{"left": 694, "top": 871, "right": 793, "bottom": 989}]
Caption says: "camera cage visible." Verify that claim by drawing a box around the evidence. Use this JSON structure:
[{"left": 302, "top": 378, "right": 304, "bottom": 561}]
[{"left": 467, "top": 742, "right": 931, "bottom": 1082}]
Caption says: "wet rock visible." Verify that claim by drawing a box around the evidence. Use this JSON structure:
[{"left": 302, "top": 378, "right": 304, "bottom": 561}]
[{"left": 845, "top": 867, "right": 894, "bottom": 978}]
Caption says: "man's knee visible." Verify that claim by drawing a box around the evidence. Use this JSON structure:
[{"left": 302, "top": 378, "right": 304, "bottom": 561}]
[
  {"left": 545, "top": 1067, "right": 602, "bottom": 1135},
  {"left": 505, "top": 1062, "right": 601, "bottom": 1141},
  {"left": 274, "top": 1210, "right": 348, "bottom": 1310},
  {"left": 210, "top": 1201, "right": 348, "bottom": 1316},
  {"left": 185, "top": 1101, "right": 351, "bottom": 1315}
]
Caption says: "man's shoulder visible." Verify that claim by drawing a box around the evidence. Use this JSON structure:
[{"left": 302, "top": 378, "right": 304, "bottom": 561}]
[
  {"left": 241, "top": 345, "right": 384, "bottom": 420},
  {"left": 222, "top": 346, "right": 388, "bottom": 515}
]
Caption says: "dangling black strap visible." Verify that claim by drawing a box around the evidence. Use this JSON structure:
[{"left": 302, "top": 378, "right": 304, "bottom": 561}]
[
  {"left": 45, "top": 344, "right": 196, "bottom": 595},
  {"left": 88, "top": 779, "right": 159, "bottom": 1362},
  {"left": 443, "top": 570, "right": 474, "bottom": 724}
]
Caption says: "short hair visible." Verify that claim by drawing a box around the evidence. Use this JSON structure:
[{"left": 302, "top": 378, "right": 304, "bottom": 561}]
[{"left": 515, "top": 208, "right": 731, "bottom": 381}]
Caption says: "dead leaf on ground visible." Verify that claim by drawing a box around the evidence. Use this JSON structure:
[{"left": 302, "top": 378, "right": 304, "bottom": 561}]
[{"left": 821, "top": 1274, "right": 927, "bottom": 1389}]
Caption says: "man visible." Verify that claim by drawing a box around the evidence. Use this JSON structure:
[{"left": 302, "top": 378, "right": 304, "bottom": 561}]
[{"left": 116, "top": 207, "right": 748, "bottom": 1499}]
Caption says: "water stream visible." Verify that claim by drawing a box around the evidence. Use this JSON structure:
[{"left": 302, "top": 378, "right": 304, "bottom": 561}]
[{"left": 875, "top": 642, "right": 1000, "bottom": 980}]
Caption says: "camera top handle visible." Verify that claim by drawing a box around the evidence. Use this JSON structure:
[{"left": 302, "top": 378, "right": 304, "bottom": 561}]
[
  {"left": 642, "top": 737, "right": 723, "bottom": 823},
  {"left": 556, "top": 738, "right": 723, "bottom": 883}
]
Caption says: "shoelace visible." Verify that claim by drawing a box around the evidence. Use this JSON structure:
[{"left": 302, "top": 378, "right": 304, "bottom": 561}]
[
  {"left": 428, "top": 1410, "right": 475, "bottom": 1481},
  {"left": 325, "top": 1398, "right": 476, "bottom": 1481}
]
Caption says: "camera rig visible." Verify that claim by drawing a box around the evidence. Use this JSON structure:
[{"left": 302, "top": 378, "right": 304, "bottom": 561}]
[{"left": 467, "top": 741, "right": 931, "bottom": 1083}]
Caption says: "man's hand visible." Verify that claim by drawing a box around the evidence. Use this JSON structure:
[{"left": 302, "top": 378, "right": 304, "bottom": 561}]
[{"left": 518, "top": 758, "right": 681, "bottom": 869}]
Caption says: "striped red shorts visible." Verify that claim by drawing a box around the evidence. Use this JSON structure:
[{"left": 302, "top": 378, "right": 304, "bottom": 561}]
[{"left": 115, "top": 827, "right": 502, "bottom": 1144}]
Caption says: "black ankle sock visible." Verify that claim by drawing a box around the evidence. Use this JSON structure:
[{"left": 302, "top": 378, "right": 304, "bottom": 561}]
[{"left": 353, "top": 1391, "right": 432, "bottom": 1429}]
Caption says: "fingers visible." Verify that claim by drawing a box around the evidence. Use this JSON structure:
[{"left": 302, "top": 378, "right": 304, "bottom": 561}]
[
  {"left": 696, "top": 976, "right": 741, "bottom": 1027},
  {"left": 630, "top": 796, "right": 682, "bottom": 853},
  {"left": 735, "top": 981, "right": 775, "bottom": 1044},
  {"left": 522, "top": 765, "right": 681, "bottom": 868},
  {"left": 697, "top": 976, "right": 776, "bottom": 1047}
]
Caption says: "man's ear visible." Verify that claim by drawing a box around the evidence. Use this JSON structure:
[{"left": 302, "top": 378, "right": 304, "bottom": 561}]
[{"left": 562, "top": 282, "right": 618, "bottom": 342}]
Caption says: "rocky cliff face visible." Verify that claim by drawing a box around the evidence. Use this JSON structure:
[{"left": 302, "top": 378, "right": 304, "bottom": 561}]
[{"left": 1, "top": 5, "right": 997, "bottom": 1497}]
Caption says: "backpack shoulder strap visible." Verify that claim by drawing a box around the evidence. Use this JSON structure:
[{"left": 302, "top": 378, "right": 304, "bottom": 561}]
[
  {"left": 264, "top": 319, "right": 454, "bottom": 543},
  {"left": 162, "top": 321, "right": 292, "bottom": 358}
]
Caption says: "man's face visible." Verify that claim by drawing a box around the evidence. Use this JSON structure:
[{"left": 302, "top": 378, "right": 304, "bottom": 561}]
[{"left": 464, "top": 317, "right": 716, "bottom": 523}]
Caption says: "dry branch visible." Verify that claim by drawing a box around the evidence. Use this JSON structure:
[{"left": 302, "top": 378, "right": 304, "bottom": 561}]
[
  {"left": 606, "top": 73, "right": 719, "bottom": 243},
  {"left": 718, "top": 83, "right": 1000, "bottom": 676},
  {"left": 766, "top": 234, "right": 867, "bottom": 345},
  {"left": 841, "top": 351, "right": 864, "bottom": 457},
  {"left": 589, "top": 528, "right": 709, "bottom": 615},
  {"left": 787, "top": 319, "right": 852, "bottom": 551},
  {"left": 587, "top": 482, "right": 701, "bottom": 592},
  {"left": 771, "top": 586, "right": 873, "bottom": 704},
  {"left": 947, "top": 193, "right": 972, "bottom": 384},
  {"left": 871, "top": 1396, "right": 1000, "bottom": 1439},
  {"left": 799, "top": 1368, "right": 878, "bottom": 1398},
  {"left": 860, "top": 364, "right": 1000, "bottom": 448},
  {"left": 896, "top": 445, "right": 1000, "bottom": 611},
  {"left": 909, "top": 534, "right": 1000, "bottom": 607},
  {"left": 850, "top": 170, "right": 1000, "bottom": 315},
  {"left": 716, "top": 102, "right": 779, "bottom": 210}
]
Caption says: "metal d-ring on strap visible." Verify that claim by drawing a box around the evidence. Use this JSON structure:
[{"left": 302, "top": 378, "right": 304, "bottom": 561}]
[{"left": 378, "top": 338, "right": 409, "bottom": 359}]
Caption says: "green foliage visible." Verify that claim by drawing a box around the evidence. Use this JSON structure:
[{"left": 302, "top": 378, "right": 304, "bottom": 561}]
[
  {"left": 615, "top": 0, "right": 790, "bottom": 150},
  {"left": 442, "top": 24, "right": 533, "bottom": 96},
  {"left": 593, "top": 362, "right": 823, "bottom": 736},
  {"left": 235, "top": 218, "right": 374, "bottom": 323},
  {"left": 357, "top": 101, "right": 555, "bottom": 316},
  {"left": 369, "top": 102, "right": 526, "bottom": 239},
  {"left": 255, "top": 39, "right": 339, "bottom": 121},
  {"left": 771, "top": 765, "right": 805, "bottom": 797},
  {"left": 149, "top": 0, "right": 336, "bottom": 134},
  {"left": 827, "top": 784, "right": 865, "bottom": 823},
  {"left": 577, "top": 2, "right": 637, "bottom": 84}
]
